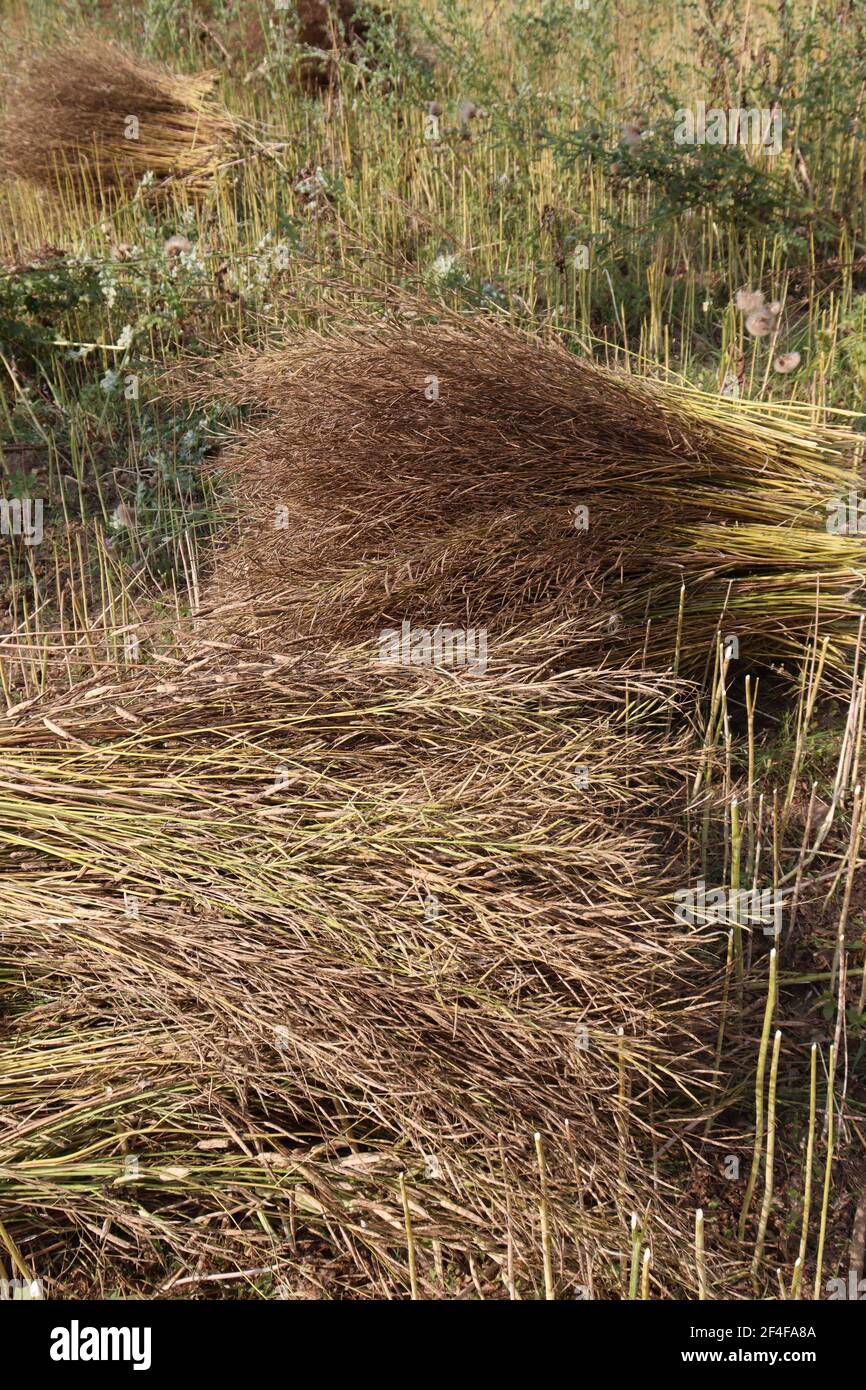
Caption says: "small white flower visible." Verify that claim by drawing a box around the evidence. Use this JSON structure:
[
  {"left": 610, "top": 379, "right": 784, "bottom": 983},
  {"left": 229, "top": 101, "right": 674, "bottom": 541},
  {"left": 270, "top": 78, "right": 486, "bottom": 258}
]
[{"left": 430, "top": 252, "right": 457, "bottom": 279}]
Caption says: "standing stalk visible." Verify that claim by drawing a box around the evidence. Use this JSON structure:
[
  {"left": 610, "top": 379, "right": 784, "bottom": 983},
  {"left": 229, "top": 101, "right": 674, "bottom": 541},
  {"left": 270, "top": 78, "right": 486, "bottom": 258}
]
[
  {"left": 813, "top": 1046, "right": 836, "bottom": 1300},
  {"left": 695, "top": 1209, "right": 707, "bottom": 1300},
  {"left": 752, "top": 1030, "right": 782, "bottom": 1280},
  {"left": 628, "top": 1213, "right": 641, "bottom": 1300},
  {"left": 792, "top": 1044, "right": 818, "bottom": 1298},
  {"left": 730, "top": 797, "right": 744, "bottom": 994},
  {"left": 738, "top": 948, "right": 777, "bottom": 1241}
]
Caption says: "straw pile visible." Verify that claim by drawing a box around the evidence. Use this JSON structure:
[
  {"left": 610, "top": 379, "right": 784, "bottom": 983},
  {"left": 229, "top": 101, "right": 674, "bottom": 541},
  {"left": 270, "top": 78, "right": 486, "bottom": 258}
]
[
  {"left": 192, "top": 319, "right": 865, "bottom": 679},
  {"left": 0, "top": 37, "right": 236, "bottom": 196},
  {"left": 0, "top": 638, "right": 719, "bottom": 1298},
  {"left": 7, "top": 317, "right": 859, "bottom": 1297}
]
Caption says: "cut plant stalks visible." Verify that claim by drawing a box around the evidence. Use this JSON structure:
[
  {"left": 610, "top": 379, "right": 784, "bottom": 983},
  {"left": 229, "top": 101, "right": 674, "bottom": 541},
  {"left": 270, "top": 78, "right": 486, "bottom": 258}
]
[
  {"left": 745, "top": 675, "right": 757, "bottom": 879},
  {"left": 0, "top": 639, "right": 721, "bottom": 1298},
  {"left": 695, "top": 1208, "right": 707, "bottom": 1300},
  {"left": 703, "top": 931, "right": 735, "bottom": 1140},
  {"left": 2, "top": 542, "right": 858, "bottom": 1296},
  {"left": 534, "top": 1133, "right": 554, "bottom": 1302},
  {"left": 813, "top": 1046, "right": 836, "bottom": 1301},
  {"left": 791, "top": 1044, "right": 818, "bottom": 1298},
  {"left": 0, "top": 604, "right": 855, "bottom": 1295},
  {"left": 738, "top": 949, "right": 778, "bottom": 1243},
  {"left": 640, "top": 1247, "right": 651, "bottom": 1301},
  {"left": 0, "top": 36, "right": 237, "bottom": 199},
  {"left": 0, "top": 0, "right": 864, "bottom": 1305},
  {"left": 0, "top": 519, "right": 211, "bottom": 703},
  {"left": 752, "top": 1029, "right": 783, "bottom": 1281},
  {"left": 627, "top": 1213, "right": 642, "bottom": 1300},
  {"left": 399, "top": 1172, "right": 418, "bottom": 1301},
  {"left": 181, "top": 317, "right": 866, "bottom": 684},
  {"left": 830, "top": 786, "right": 863, "bottom": 1061},
  {"left": 730, "top": 798, "right": 744, "bottom": 990}
]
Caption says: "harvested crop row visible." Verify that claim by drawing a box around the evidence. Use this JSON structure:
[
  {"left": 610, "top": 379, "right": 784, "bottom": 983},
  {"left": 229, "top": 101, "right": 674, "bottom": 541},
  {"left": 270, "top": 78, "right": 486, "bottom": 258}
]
[
  {"left": 0, "top": 644, "right": 719, "bottom": 1297},
  {"left": 189, "top": 319, "right": 864, "bottom": 681}
]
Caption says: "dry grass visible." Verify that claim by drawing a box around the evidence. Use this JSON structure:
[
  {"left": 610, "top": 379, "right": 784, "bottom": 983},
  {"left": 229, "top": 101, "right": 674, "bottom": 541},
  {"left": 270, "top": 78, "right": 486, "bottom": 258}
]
[
  {"left": 1, "top": 312, "right": 860, "bottom": 1298},
  {"left": 1, "top": 308, "right": 862, "bottom": 1297},
  {"left": 0, "top": 0, "right": 862, "bottom": 1298},
  {"left": 0, "top": 35, "right": 236, "bottom": 199},
  {"left": 0, "top": 635, "right": 724, "bottom": 1298},
  {"left": 187, "top": 317, "right": 866, "bottom": 681}
]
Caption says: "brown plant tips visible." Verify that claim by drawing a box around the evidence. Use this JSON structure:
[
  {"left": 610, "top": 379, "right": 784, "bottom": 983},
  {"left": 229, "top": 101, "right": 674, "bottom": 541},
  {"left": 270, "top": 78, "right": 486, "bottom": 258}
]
[{"left": 191, "top": 318, "right": 864, "bottom": 678}]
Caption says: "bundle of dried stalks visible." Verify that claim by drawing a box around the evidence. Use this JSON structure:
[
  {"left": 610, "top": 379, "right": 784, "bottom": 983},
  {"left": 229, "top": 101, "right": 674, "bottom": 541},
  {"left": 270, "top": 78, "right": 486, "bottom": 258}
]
[
  {"left": 10, "top": 315, "right": 850, "bottom": 1297},
  {"left": 0, "top": 37, "right": 236, "bottom": 196},
  {"left": 0, "top": 642, "right": 719, "bottom": 1297},
  {"left": 189, "top": 319, "right": 864, "bottom": 680}
]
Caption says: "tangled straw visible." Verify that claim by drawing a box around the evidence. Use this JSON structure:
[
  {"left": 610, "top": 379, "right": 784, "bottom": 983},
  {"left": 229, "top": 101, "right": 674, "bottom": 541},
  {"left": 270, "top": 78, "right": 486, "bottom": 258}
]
[{"left": 0, "top": 641, "right": 718, "bottom": 1297}]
